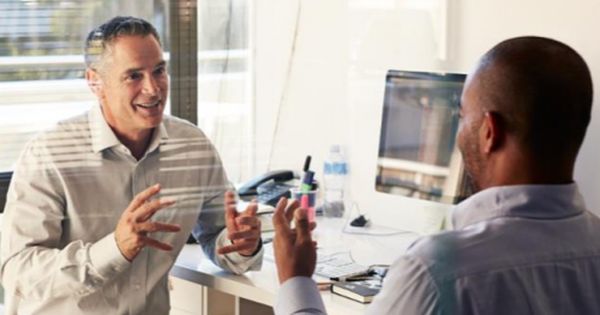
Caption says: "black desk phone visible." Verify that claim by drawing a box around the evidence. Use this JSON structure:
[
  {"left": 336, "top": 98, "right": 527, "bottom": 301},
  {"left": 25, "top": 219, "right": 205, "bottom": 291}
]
[{"left": 238, "top": 170, "right": 295, "bottom": 206}]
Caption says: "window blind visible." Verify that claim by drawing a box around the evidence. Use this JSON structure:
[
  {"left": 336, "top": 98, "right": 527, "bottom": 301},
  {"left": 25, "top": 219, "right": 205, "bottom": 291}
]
[
  {"left": 0, "top": 0, "right": 170, "bottom": 172},
  {"left": 0, "top": 0, "right": 254, "bottom": 203}
]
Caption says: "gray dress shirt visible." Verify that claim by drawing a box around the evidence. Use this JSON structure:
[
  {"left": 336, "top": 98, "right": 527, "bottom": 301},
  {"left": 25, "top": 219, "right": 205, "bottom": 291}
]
[
  {"left": 275, "top": 183, "right": 600, "bottom": 314},
  {"left": 1, "top": 105, "right": 262, "bottom": 315}
]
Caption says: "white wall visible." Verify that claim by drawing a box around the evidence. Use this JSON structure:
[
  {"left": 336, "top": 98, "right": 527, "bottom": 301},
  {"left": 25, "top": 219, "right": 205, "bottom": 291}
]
[
  {"left": 451, "top": 0, "right": 600, "bottom": 214},
  {"left": 253, "top": 0, "right": 600, "bottom": 231}
]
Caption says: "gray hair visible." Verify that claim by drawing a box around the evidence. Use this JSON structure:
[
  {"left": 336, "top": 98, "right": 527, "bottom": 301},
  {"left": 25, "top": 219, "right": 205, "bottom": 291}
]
[{"left": 84, "top": 16, "right": 161, "bottom": 69}]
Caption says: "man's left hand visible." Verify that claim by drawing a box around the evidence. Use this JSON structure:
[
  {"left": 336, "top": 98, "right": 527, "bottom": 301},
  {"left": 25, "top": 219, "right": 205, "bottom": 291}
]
[{"left": 217, "top": 191, "right": 262, "bottom": 256}]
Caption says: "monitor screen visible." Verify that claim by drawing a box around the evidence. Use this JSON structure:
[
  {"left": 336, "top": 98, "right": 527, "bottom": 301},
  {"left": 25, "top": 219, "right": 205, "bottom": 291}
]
[{"left": 376, "top": 70, "right": 470, "bottom": 204}]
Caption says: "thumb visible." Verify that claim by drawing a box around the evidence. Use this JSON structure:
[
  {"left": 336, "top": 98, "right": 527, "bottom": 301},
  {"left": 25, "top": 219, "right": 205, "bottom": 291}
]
[
  {"left": 244, "top": 200, "right": 258, "bottom": 216},
  {"left": 294, "top": 208, "right": 311, "bottom": 244}
]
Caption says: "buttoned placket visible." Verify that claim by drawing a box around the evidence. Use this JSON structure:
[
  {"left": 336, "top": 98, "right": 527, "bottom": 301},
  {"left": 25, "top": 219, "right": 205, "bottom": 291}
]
[
  {"left": 129, "top": 154, "right": 153, "bottom": 314},
  {"left": 110, "top": 144, "right": 153, "bottom": 314}
]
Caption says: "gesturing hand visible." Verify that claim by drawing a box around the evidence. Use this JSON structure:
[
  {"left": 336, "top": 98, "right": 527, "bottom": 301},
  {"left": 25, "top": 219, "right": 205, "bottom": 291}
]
[
  {"left": 217, "top": 191, "right": 262, "bottom": 256},
  {"left": 115, "top": 184, "right": 181, "bottom": 261},
  {"left": 272, "top": 197, "right": 317, "bottom": 284}
]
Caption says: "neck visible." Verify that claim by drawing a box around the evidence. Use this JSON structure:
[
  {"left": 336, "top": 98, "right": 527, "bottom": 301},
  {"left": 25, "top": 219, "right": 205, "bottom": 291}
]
[
  {"left": 481, "top": 144, "right": 574, "bottom": 189},
  {"left": 99, "top": 105, "right": 155, "bottom": 160},
  {"left": 114, "top": 128, "right": 154, "bottom": 161}
]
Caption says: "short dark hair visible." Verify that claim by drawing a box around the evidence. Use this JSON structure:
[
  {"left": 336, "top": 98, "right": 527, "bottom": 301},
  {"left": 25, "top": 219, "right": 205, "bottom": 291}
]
[
  {"left": 84, "top": 16, "right": 161, "bottom": 68},
  {"left": 479, "top": 36, "right": 593, "bottom": 162}
]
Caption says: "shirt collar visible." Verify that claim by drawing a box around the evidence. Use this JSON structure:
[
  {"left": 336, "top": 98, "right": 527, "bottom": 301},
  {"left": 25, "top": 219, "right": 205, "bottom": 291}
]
[
  {"left": 89, "top": 104, "right": 120, "bottom": 153},
  {"left": 147, "top": 121, "right": 169, "bottom": 154},
  {"left": 451, "top": 183, "right": 586, "bottom": 229},
  {"left": 89, "top": 104, "right": 169, "bottom": 154}
]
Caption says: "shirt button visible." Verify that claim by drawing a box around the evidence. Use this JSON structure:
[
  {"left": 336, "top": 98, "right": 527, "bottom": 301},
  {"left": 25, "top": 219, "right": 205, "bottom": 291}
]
[{"left": 134, "top": 284, "right": 141, "bottom": 290}]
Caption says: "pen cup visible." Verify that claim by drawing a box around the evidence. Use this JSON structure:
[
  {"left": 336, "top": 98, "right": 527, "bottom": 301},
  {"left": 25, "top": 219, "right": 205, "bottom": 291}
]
[{"left": 290, "top": 188, "right": 318, "bottom": 222}]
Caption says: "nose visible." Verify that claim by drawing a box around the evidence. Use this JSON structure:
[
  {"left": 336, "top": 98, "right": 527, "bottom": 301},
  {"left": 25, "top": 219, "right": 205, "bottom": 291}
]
[{"left": 142, "top": 75, "right": 160, "bottom": 96}]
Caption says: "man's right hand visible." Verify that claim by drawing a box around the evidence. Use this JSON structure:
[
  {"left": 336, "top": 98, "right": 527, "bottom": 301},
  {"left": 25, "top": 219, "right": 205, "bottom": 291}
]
[
  {"left": 115, "top": 184, "right": 181, "bottom": 261},
  {"left": 272, "top": 197, "right": 317, "bottom": 284}
]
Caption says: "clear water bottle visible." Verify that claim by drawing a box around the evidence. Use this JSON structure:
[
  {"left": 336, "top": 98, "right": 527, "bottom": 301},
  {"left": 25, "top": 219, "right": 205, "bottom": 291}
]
[{"left": 323, "top": 145, "right": 347, "bottom": 217}]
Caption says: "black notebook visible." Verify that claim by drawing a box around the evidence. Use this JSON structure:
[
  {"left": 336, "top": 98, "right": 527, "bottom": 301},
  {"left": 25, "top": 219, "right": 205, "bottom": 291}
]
[{"left": 331, "top": 279, "right": 382, "bottom": 303}]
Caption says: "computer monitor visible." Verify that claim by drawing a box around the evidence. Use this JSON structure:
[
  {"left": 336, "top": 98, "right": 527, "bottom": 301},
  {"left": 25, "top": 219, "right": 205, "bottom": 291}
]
[{"left": 376, "top": 70, "right": 471, "bottom": 204}]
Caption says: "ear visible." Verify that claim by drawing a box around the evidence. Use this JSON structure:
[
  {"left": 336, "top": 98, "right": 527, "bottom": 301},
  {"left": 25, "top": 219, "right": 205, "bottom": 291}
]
[
  {"left": 479, "top": 111, "right": 504, "bottom": 154},
  {"left": 85, "top": 68, "right": 103, "bottom": 96}
]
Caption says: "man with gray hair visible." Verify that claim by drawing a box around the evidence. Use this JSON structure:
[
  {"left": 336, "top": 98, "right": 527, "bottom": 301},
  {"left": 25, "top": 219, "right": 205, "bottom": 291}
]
[{"left": 1, "top": 16, "right": 263, "bottom": 314}]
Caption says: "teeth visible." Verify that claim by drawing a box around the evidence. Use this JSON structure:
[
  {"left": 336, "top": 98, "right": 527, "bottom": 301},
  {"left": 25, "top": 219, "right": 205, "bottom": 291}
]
[{"left": 137, "top": 100, "right": 160, "bottom": 108}]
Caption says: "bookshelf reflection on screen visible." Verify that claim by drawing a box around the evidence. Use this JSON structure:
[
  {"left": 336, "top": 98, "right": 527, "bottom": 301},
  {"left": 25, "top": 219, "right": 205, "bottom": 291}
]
[{"left": 376, "top": 70, "right": 471, "bottom": 204}]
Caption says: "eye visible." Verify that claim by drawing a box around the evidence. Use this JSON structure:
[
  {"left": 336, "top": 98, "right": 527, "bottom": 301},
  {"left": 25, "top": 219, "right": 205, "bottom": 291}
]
[
  {"left": 153, "top": 66, "right": 166, "bottom": 76},
  {"left": 127, "top": 72, "right": 142, "bottom": 81}
]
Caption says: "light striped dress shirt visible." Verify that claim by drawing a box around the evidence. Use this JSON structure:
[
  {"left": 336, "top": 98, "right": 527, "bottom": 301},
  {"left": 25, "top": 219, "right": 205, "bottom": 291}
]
[{"left": 1, "top": 105, "right": 262, "bottom": 315}]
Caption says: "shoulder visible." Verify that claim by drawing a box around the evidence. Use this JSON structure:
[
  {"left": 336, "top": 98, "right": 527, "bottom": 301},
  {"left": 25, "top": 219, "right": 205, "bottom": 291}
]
[
  {"left": 160, "top": 115, "right": 222, "bottom": 160},
  {"left": 23, "top": 111, "right": 91, "bottom": 156},
  {"left": 162, "top": 115, "right": 216, "bottom": 150},
  {"left": 404, "top": 226, "right": 493, "bottom": 282},
  {"left": 163, "top": 115, "right": 214, "bottom": 150},
  {"left": 407, "top": 230, "right": 465, "bottom": 260},
  {"left": 162, "top": 115, "right": 208, "bottom": 139}
]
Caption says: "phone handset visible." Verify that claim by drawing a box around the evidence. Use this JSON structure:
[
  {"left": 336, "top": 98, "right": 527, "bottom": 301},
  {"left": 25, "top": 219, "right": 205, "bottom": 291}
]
[{"left": 237, "top": 170, "right": 296, "bottom": 206}]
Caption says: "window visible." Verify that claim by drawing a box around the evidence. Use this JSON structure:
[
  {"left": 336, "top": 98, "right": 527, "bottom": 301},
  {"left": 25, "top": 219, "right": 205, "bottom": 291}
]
[
  {"left": 0, "top": 0, "right": 169, "bottom": 173},
  {"left": 196, "top": 0, "right": 253, "bottom": 182},
  {"left": 0, "top": 0, "right": 254, "bottom": 185}
]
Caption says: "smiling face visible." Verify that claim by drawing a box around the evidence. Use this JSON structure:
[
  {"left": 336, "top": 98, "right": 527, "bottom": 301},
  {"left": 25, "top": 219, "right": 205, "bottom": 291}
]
[{"left": 87, "top": 34, "right": 168, "bottom": 139}]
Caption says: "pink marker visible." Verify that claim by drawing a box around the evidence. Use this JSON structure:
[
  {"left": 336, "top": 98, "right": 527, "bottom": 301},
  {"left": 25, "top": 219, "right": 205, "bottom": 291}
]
[{"left": 301, "top": 194, "right": 315, "bottom": 222}]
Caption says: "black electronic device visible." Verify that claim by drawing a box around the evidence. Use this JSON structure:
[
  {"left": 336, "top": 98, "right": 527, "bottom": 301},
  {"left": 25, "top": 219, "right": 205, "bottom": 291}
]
[
  {"left": 0, "top": 172, "right": 12, "bottom": 213},
  {"left": 238, "top": 170, "right": 296, "bottom": 206},
  {"left": 350, "top": 214, "right": 369, "bottom": 227},
  {"left": 376, "top": 70, "right": 472, "bottom": 204}
]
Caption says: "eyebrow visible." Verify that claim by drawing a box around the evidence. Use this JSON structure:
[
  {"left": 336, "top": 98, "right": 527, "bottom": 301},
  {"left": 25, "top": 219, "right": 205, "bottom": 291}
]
[{"left": 123, "top": 60, "right": 167, "bottom": 75}]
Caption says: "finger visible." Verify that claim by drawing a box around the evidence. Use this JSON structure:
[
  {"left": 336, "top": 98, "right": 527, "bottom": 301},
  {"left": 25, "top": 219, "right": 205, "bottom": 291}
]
[
  {"left": 225, "top": 191, "right": 237, "bottom": 207},
  {"left": 225, "top": 202, "right": 239, "bottom": 231},
  {"left": 137, "top": 221, "right": 181, "bottom": 233},
  {"left": 294, "top": 208, "right": 312, "bottom": 244},
  {"left": 128, "top": 184, "right": 161, "bottom": 212},
  {"left": 235, "top": 216, "right": 260, "bottom": 228},
  {"left": 141, "top": 235, "right": 173, "bottom": 251},
  {"left": 242, "top": 200, "right": 258, "bottom": 217},
  {"left": 285, "top": 199, "right": 300, "bottom": 224},
  {"left": 289, "top": 221, "right": 316, "bottom": 236},
  {"left": 217, "top": 240, "right": 259, "bottom": 255},
  {"left": 134, "top": 197, "right": 176, "bottom": 222},
  {"left": 272, "top": 197, "right": 291, "bottom": 233},
  {"left": 228, "top": 229, "right": 260, "bottom": 241}
]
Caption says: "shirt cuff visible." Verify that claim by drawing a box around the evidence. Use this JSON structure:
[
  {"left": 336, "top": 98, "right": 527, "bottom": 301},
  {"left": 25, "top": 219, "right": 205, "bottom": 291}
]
[
  {"left": 89, "top": 232, "right": 130, "bottom": 279},
  {"left": 215, "top": 229, "right": 263, "bottom": 274},
  {"left": 275, "top": 276, "right": 326, "bottom": 315}
]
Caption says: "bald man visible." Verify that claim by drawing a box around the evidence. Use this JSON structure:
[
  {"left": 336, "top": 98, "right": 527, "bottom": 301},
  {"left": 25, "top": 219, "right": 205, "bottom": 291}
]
[{"left": 271, "top": 36, "right": 600, "bottom": 314}]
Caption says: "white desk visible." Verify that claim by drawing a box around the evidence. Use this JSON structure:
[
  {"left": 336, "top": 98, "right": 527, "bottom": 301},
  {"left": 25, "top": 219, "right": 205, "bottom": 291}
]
[{"left": 169, "top": 217, "right": 420, "bottom": 315}]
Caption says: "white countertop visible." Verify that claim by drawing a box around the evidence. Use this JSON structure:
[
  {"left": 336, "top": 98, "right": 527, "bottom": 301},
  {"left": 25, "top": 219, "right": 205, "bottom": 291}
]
[{"left": 170, "top": 217, "right": 420, "bottom": 315}]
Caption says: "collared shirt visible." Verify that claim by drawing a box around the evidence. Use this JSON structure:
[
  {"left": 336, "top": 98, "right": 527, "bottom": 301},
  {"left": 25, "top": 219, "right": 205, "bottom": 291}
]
[
  {"left": 1, "top": 105, "right": 262, "bottom": 315},
  {"left": 275, "top": 183, "right": 600, "bottom": 315}
]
